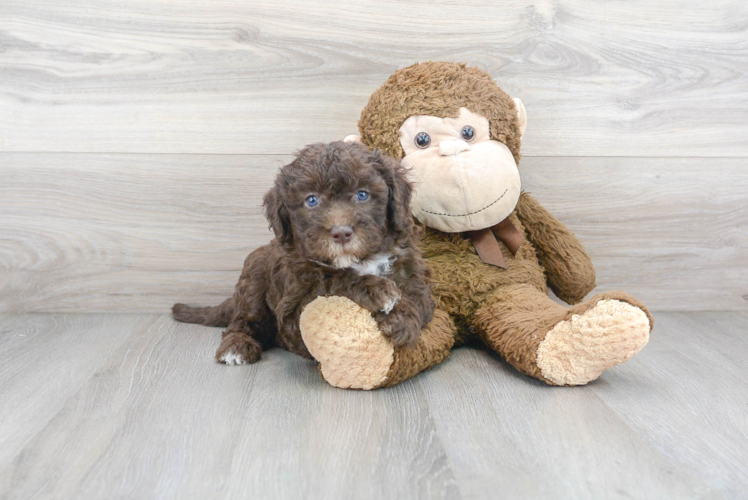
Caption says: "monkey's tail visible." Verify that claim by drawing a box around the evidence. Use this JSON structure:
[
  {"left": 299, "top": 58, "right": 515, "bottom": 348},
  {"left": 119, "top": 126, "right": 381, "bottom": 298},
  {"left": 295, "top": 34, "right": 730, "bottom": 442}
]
[{"left": 172, "top": 297, "right": 234, "bottom": 327}]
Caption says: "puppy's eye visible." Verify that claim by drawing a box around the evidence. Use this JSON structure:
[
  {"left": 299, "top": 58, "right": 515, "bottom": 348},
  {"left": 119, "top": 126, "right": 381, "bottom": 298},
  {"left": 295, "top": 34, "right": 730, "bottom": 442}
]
[
  {"left": 356, "top": 190, "right": 369, "bottom": 202},
  {"left": 305, "top": 195, "right": 319, "bottom": 208},
  {"left": 461, "top": 126, "right": 475, "bottom": 142},
  {"left": 415, "top": 132, "right": 431, "bottom": 149}
]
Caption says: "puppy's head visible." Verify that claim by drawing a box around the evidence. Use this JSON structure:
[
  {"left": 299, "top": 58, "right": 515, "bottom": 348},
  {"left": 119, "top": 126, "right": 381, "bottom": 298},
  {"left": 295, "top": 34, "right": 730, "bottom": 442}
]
[{"left": 263, "top": 141, "right": 413, "bottom": 268}]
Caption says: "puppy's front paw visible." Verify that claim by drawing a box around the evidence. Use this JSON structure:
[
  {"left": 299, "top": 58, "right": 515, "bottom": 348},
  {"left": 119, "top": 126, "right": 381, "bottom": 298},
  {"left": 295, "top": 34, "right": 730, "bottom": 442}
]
[
  {"left": 374, "top": 279, "right": 401, "bottom": 314},
  {"left": 375, "top": 299, "right": 421, "bottom": 347},
  {"left": 380, "top": 291, "right": 401, "bottom": 314},
  {"left": 215, "top": 332, "right": 262, "bottom": 365}
]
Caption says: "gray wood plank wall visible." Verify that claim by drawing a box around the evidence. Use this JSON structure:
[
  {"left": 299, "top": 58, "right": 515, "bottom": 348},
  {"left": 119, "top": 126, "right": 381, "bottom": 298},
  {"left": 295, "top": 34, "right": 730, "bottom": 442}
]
[{"left": 1, "top": 0, "right": 747, "bottom": 312}]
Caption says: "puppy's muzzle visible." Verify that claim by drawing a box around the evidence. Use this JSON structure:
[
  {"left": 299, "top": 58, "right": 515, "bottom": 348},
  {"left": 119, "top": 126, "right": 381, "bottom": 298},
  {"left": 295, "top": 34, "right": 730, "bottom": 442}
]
[{"left": 330, "top": 225, "right": 353, "bottom": 245}]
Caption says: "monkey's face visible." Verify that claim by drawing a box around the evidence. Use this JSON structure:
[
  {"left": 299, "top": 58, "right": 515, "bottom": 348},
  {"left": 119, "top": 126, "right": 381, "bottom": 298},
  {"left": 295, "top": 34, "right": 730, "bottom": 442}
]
[{"left": 398, "top": 107, "right": 521, "bottom": 232}]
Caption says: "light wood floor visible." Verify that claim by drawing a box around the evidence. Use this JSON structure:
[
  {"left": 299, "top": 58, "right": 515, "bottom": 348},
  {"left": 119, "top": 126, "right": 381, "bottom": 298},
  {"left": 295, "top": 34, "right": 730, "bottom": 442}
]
[{"left": 0, "top": 311, "right": 746, "bottom": 499}]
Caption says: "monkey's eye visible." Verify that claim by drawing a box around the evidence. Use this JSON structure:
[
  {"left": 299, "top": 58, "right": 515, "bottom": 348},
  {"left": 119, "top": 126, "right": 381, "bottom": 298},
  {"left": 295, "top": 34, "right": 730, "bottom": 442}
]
[
  {"left": 356, "top": 190, "right": 369, "bottom": 202},
  {"left": 415, "top": 132, "right": 431, "bottom": 149},
  {"left": 305, "top": 195, "right": 319, "bottom": 208},
  {"left": 461, "top": 126, "right": 475, "bottom": 142}
]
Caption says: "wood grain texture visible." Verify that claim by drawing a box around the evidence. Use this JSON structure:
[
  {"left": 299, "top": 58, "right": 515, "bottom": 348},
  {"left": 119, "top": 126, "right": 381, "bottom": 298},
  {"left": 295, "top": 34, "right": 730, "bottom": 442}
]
[
  {"left": 0, "top": 0, "right": 746, "bottom": 156},
  {"left": 587, "top": 312, "right": 748, "bottom": 498},
  {"left": 0, "top": 314, "right": 159, "bottom": 470},
  {"left": 0, "top": 311, "right": 746, "bottom": 499},
  {"left": 0, "top": 315, "right": 459, "bottom": 500},
  {"left": 418, "top": 352, "right": 704, "bottom": 499},
  {"left": 523, "top": 156, "right": 748, "bottom": 310},
  {"left": 0, "top": 153, "right": 281, "bottom": 312},
  {"left": 417, "top": 310, "right": 748, "bottom": 499},
  {"left": 1, "top": 153, "right": 746, "bottom": 312}
]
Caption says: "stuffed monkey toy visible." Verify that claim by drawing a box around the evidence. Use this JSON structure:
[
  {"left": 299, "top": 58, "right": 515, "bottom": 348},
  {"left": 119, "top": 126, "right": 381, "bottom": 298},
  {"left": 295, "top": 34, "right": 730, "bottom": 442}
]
[{"left": 300, "top": 61, "right": 653, "bottom": 389}]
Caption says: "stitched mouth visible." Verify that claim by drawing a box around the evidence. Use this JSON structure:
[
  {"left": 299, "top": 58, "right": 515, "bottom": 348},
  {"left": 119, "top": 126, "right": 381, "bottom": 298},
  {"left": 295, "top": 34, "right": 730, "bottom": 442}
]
[{"left": 420, "top": 189, "right": 508, "bottom": 217}]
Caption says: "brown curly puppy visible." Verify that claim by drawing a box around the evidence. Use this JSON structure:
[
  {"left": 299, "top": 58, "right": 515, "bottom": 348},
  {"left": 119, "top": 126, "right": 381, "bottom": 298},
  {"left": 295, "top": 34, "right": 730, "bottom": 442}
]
[{"left": 173, "top": 141, "right": 435, "bottom": 365}]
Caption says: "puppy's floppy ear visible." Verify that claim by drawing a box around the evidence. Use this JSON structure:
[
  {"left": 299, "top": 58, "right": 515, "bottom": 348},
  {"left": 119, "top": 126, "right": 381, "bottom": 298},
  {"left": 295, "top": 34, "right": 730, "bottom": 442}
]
[
  {"left": 263, "top": 175, "right": 293, "bottom": 245},
  {"left": 371, "top": 148, "right": 413, "bottom": 237}
]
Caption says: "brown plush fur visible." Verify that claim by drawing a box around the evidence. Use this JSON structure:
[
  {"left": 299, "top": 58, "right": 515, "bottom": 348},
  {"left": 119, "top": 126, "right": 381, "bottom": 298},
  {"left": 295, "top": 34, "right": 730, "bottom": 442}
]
[
  {"left": 379, "top": 309, "right": 456, "bottom": 388},
  {"left": 359, "top": 61, "right": 523, "bottom": 164},
  {"left": 351, "top": 62, "right": 652, "bottom": 387},
  {"left": 514, "top": 193, "right": 597, "bottom": 304},
  {"left": 173, "top": 141, "right": 435, "bottom": 363},
  {"left": 475, "top": 287, "right": 654, "bottom": 383}
]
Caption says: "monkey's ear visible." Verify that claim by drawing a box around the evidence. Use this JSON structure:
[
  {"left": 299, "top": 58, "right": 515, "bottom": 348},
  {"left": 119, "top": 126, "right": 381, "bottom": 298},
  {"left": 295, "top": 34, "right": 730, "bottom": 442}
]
[
  {"left": 262, "top": 178, "right": 293, "bottom": 245},
  {"left": 513, "top": 97, "right": 527, "bottom": 138},
  {"left": 343, "top": 134, "right": 362, "bottom": 144},
  {"left": 372, "top": 149, "right": 413, "bottom": 238}
]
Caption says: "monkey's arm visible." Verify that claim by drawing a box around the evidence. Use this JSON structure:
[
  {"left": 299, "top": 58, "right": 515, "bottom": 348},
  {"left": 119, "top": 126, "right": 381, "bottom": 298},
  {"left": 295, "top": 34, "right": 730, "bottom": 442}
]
[{"left": 514, "top": 192, "right": 596, "bottom": 304}]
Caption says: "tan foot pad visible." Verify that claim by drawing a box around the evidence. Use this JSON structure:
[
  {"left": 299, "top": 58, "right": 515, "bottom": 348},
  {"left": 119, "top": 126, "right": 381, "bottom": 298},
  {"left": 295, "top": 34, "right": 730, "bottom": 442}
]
[
  {"left": 536, "top": 299, "right": 650, "bottom": 386},
  {"left": 300, "top": 296, "right": 394, "bottom": 390}
]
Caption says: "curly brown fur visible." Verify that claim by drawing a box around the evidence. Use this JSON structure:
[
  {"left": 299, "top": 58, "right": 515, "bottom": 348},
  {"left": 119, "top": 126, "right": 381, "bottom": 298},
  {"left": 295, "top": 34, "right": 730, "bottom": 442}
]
[{"left": 173, "top": 141, "right": 435, "bottom": 364}]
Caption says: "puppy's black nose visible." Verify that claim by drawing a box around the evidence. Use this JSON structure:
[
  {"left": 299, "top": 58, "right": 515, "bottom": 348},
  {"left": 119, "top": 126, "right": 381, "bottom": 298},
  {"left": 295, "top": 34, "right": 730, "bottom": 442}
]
[{"left": 330, "top": 225, "right": 353, "bottom": 245}]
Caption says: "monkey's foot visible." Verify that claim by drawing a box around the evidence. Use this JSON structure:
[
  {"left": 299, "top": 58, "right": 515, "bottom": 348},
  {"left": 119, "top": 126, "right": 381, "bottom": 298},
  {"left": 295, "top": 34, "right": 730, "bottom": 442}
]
[
  {"left": 536, "top": 298, "right": 651, "bottom": 386},
  {"left": 300, "top": 296, "right": 394, "bottom": 390}
]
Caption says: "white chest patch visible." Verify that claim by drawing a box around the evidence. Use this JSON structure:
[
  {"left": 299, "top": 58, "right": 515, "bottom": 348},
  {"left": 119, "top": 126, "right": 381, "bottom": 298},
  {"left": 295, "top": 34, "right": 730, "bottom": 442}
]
[{"left": 351, "top": 253, "right": 396, "bottom": 277}]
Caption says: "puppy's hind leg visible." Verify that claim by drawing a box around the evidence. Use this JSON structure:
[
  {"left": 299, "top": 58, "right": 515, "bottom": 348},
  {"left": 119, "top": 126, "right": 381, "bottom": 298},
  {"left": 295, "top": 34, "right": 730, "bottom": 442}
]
[{"left": 215, "top": 317, "right": 265, "bottom": 365}]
